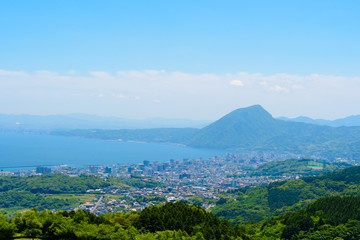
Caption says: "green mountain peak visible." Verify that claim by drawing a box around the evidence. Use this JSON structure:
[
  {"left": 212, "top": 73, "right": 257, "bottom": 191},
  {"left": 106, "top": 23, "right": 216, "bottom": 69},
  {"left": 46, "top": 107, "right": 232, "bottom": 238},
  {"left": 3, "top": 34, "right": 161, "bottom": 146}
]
[{"left": 188, "top": 105, "right": 278, "bottom": 148}]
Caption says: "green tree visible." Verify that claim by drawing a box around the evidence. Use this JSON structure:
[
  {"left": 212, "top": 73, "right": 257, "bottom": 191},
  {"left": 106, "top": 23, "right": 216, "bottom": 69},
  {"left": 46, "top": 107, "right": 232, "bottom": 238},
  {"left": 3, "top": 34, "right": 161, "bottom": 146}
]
[
  {"left": 22, "top": 209, "right": 43, "bottom": 238},
  {"left": 0, "top": 215, "right": 16, "bottom": 239}
]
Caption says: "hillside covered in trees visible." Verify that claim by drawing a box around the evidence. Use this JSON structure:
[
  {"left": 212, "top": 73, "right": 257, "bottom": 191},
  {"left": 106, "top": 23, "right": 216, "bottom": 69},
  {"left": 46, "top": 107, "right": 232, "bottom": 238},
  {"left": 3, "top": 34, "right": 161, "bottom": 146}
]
[
  {"left": 0, "top": 174, "right": 163, "bottom": 216},
  {"left": 250, "top": 158, "right": 351, "bottom": 177},
  {"left": 0, "top": 174, "right": 109, "bottom": 215},
  {"left": 247, "top": 196, "right": 360, "bottom": 239},
  {"left": 52, "top": 105, "right": 360, "bottom": 159},
  {"left": 0, "top": 174, "right": 109, "bottom": 194},
  {"left": 212, "top": 166, "right": 360, "bottom": 225},
  {"left": 0, "top": 201, "right": 247, "bottom": 240},
  {"left": 2, "top": 197, "right": 360, "bottom": 239}
]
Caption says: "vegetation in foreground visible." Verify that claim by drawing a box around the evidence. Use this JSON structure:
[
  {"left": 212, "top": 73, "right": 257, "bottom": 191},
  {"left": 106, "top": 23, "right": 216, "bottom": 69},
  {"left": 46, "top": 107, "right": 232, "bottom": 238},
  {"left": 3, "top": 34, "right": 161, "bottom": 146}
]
[
  {"left": 2, "top": 162, "right": 360, "bottom": 239},
  {"left": 0, "top": 201, "right": 247, "bottom": 240},
  {"left": 212, "top": 166, "right": 360, "bottom": 224},
  {"left": 2, "top": 196, "right": 360, "bottom": 240},
  {"left": 247, "top": 196, "right": 360, "bottom": 240}
]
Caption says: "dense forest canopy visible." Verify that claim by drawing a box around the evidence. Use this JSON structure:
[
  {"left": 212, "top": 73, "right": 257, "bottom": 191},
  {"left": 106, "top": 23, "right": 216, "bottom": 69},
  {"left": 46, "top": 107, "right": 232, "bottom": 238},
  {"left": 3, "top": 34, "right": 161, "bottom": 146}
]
[
  {"left": 213, "top": 166, "right": 360, "bottom": 224},
  {"left": 250, "top": 158, "right": 351, "bottom": 177},
  {"left": 250, "top": 196, "right": 360, "bottom": 239},
  {"left": 0, "top": 201, "right": 247, "bottom": 240},
  {"left": 1, "top": 197, "right": 360, "bottom": 239},
  {"left": 0, "top": 173, "right": 109, "bottom": 194}
]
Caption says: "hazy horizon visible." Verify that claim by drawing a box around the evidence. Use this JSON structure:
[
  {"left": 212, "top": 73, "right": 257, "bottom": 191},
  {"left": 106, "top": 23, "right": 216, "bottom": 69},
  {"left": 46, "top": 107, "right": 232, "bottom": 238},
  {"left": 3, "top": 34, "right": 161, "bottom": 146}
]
[{"left": 0, "top": 104, "right": 360, "bottom": 122}]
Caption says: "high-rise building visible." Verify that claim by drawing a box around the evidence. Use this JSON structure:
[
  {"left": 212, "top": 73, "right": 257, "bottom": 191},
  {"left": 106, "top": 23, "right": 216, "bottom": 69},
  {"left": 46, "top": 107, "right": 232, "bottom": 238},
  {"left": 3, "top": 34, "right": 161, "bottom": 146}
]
[
  {"left": 105, "top": 167, "right": 112, "bottom": 174},
  {"left": 36, "top": 166, "right": 51, "bottom": 174}
]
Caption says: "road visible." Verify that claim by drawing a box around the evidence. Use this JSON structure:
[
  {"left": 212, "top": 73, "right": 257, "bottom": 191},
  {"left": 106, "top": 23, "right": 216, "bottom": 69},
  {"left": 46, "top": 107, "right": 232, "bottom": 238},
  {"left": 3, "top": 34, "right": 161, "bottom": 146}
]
[{"left": 90, "top": 195, "right": 104, "bottom": 213}]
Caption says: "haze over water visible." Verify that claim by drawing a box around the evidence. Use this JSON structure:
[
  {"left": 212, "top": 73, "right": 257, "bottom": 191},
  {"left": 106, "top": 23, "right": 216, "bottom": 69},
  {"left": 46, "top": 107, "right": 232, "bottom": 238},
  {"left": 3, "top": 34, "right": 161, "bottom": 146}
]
[{"left": 0, "top": 133, "right": 233, "bottom": 171}]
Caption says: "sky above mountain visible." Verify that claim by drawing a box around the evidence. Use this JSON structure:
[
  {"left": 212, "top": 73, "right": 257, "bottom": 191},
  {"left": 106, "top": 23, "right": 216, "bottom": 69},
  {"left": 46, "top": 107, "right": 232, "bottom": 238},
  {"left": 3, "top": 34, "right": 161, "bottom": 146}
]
[{"left": 1, "top": 1, "right": 360, "bottom": 120}]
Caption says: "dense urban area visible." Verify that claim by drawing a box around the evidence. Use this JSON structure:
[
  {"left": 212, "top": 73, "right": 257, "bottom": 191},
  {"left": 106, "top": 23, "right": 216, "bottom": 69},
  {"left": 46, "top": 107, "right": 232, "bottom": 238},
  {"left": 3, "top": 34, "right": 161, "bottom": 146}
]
[{"left": 1, "top": 151, "right": 351, "bottom": 216}]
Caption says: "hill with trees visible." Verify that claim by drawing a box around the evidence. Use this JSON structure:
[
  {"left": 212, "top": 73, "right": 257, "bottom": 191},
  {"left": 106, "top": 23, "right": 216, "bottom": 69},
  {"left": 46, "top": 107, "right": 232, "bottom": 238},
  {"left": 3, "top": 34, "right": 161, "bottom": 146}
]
[
  {"left": 212, "top": 166, "right": 360, "bottom": 225},
  {"left": 0, "top": 174, "right": 110, "bottom": 216},
  {"left": 279, "top": 114, "right": 360, "bottom": 127},
  {"left": 0, "top": 201, "right": 247, "bottom": 240},
  {"left": 52, "top": 105, "right": 360, "bottom": 159},
  {"left": 187, "top": 105, "right": 360, "bottom": 159},
  {"left": 250, "top": 158, "right": 351, "bottom": 177},
  {"left": 0, "top": 173, "right": 164, "bottom": 216},
  {"left": 2, "top": 196, "right": 360, "bottom": 239},
  {"left": 0, "top": 173, "right": 109, "bottom": 194},
  {"left": 247, "top": 196, "right": 360, "bottom": 239}
]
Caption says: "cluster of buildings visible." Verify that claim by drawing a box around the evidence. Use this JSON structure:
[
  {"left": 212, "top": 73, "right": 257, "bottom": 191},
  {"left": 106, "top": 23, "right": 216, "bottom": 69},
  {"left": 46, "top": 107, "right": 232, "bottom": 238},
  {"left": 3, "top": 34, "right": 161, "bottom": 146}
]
[
  {"left": 63, "top": 152, "right": 309, "bottom": 213},
  {"left": 75, "top": 185, "right": 217, "bottom": 215},
  {"left": 0, "top": 151, "right": 331, "bottom": 214}
]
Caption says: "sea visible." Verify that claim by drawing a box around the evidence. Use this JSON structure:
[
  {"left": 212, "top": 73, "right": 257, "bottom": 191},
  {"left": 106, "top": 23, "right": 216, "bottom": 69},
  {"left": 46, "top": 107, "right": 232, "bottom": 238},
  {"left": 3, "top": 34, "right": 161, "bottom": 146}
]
[{"left": 0, "top": 133, "right": 234, "bottom": 171}]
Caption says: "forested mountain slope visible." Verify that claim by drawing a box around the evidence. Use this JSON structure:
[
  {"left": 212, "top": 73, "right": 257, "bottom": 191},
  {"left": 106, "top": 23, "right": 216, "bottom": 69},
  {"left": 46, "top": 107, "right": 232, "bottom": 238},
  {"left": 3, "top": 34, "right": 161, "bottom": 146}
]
[
  {"left": 0, "top": 201, "right": 247, "bottom": 240},
  {"left": 52, "top": 105, "right": 360, "bottom": 159},
  {"left": 279, "top": 114, "right": 360, "bottom": 127},
  {"left": 250, "top": 158, "right": 351, "bottom": 177},
  {"left": 2, "top": 196, "right": 360, "bottom": 240},
  {"left": 187, "top": 105, "right": 360, "bottom": 159},
  {"left": 248, "top": 196, "right": 360, "bottom": 240},
  {"left": 212, "top": 166, "right": 360, "bottom": 225}
]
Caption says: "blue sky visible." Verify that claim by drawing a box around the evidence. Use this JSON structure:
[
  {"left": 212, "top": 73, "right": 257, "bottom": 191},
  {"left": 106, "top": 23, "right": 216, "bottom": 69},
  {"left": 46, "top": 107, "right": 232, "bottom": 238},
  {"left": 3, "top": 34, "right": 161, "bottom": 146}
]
[{"left": 1, "top": 1, "right": 360, "bottom": 119}]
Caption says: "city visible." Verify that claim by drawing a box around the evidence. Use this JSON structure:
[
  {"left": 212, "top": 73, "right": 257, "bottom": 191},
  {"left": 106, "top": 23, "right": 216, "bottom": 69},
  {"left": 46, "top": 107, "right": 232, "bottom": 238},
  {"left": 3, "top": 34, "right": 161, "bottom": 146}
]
[{"left": 1, "top": 151, "right": 329, "bottom": 215}]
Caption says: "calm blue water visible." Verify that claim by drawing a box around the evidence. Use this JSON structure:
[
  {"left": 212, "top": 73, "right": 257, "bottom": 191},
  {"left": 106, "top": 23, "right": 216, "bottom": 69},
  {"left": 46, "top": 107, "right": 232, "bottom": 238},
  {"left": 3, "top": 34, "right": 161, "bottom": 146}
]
[{"left": 0, "top": 133, "right": 232, "bottom": 171}]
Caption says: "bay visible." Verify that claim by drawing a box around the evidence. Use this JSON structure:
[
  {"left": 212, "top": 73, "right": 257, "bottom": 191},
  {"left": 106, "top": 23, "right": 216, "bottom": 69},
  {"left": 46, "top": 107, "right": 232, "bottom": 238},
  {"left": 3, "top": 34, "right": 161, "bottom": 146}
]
[{"left": 0, "top": 133, "right": 232, "bottom": 171}]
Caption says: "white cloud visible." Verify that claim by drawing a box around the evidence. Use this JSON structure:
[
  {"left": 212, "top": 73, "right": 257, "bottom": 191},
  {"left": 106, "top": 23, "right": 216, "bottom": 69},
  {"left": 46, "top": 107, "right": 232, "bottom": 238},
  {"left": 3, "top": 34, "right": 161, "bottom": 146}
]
[
  {"left": 114, "top": 93, "right": 126, "bottom": 99},
  {"left": 153, "top": 99, "right": 160, "bottom": 103},
  {"left": 117, "top": 70, "right": 145, "bottom": 78},
  {"left": 90, "top": 71, "right": 112, "bottom": 78},
  {"left": 292, "top": 84, "right": 303, "bottom": 89},
  {"left": 143, "top": 70, "right": 164, "bottom": 76},
  {"left": 1, "top": 69, "right": 360, "bottom": 119},
  {"left": 0, "top": 70, "right": 26, "bottom": 77},
  {"left": 229, "top": 80, "right": 244, "bottom": 86},
  {"left": 35, "top": 70, "right": 57, "bottom": 76},
  {"left": 270, "top": 85, "right": 288, "bottom": 92}
]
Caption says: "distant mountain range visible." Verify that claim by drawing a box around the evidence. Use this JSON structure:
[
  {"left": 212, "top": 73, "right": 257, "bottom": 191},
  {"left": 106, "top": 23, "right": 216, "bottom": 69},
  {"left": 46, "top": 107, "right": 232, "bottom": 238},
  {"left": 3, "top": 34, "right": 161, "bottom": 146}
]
[
  {"left": 51, "top": 105, "right": 360, "bottom": 159},
  {"left": 187, "top": 105, "right": 360, "bottom": 156},
  {"left": 2, "top": 109, "right": 359, "bottom": 130},
  {"left": 0, "top": 113, "right": 211, "bottom": 130},
  {"left": 278, "top": 115, "right": 360, "bottom": 127}
]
